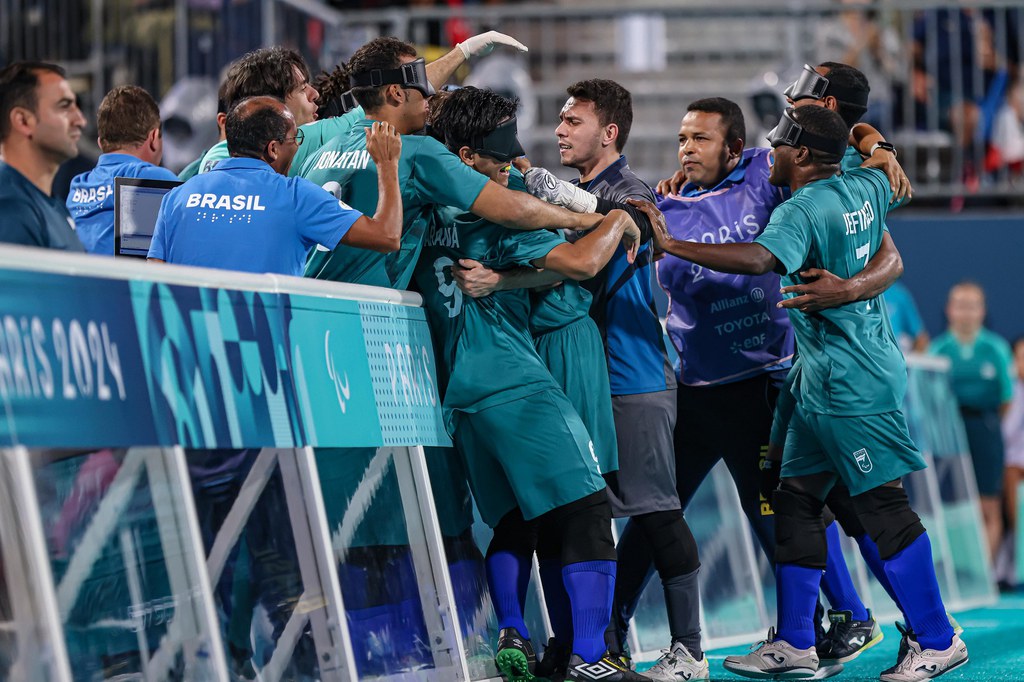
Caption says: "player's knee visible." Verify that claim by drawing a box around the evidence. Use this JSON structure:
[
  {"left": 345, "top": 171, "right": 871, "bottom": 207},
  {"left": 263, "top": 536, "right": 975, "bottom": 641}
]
[
  {"left": 773, "top": 482, "right": 828, "bottom": 568},
  {"left": 535, "top": 521, "right": 561, "bottom": 562},
  {"left": 486, "top": 507, "right": 538, "bottom": 558},
  {"left": 825, "top": 486, "right": 867, "bottom": 537},
  {"left": 633, "top": 509, "right": 699, "bottom": 577},
  {"left": 546, "top": 490, "right": 616, "bottom": 564},
  {"left": 850, "top": 484, "right": 924, "bottom": 559},
  {"left": 444, "top": 527, "right": 484, "bottom": 563}
]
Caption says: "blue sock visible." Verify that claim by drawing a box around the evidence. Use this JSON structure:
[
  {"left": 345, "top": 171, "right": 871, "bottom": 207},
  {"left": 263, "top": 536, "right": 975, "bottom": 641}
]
[
  {"left": 820, "top": 523, "right": 869, "bottom": 620},
  {"left": 882, "top": 533, "right": 953, "bottom": 651},
  {"left": 346, "top": 604, "right": 392, "bottom": 675},
  {"left": 854, "top": 534, "right": 906, "bottom": 619},
  {"left": 485, "top": 551, "right": 531, "bottom": 638},
  {"left": 449, "top": 558, "right": 487, "bottom": 638},
  {"left": 775, "top": 563, "right": 823, "bottom": 650},
  {"left": 539, "top": 558, "right": 573, "bottom": 643},
  {"left": 391, "top": 597, "right": 429, "bottom": 664},
  {"left": 563, "top": 560, "right": 616, "bottom": 663}
]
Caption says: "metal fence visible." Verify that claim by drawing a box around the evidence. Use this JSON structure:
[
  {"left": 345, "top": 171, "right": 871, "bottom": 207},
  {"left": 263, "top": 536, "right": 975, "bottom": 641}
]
[{"left": 3, "top": 1, "right": 1024, "bottom": 195}]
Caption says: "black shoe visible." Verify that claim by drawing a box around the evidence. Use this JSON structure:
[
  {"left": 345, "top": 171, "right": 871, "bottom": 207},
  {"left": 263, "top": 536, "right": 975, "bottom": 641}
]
[
  {"left": 564, "top": 651, "right": 648, "bottom": 681},
  {"left": 535, "top": 637, "right": 572, "bottom": 681},
  {"left": 817, "top": 609, "right": 884, "bottom": 663},
  {"left": 496, "top": 627, "right": 538, "bottom": 682}
]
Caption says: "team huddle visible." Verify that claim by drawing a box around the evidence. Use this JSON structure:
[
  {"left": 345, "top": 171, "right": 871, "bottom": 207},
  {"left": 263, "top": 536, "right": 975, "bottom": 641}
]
[{"left": 0, "top": 27, "right": 970, "bottom": 682}]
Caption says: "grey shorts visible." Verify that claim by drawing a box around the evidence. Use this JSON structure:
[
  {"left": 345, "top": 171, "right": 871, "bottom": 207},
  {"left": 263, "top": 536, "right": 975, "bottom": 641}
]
[{"left": 605, "top": 388, "right": 682, "bottom": 518}]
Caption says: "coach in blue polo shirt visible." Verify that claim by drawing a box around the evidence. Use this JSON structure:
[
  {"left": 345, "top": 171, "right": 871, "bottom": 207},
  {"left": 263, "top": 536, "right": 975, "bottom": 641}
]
[
  {"left": 149, "top": 94, "right": 403, "bottom": 275},
  {"left": 67, "top": 85, "right": 179, "bottom": 255}
]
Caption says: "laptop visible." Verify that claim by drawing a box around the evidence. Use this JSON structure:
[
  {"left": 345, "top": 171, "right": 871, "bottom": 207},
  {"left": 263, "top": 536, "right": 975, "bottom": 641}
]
[{"left": 113, "top": 177, "right": 182, "bottom": 258}]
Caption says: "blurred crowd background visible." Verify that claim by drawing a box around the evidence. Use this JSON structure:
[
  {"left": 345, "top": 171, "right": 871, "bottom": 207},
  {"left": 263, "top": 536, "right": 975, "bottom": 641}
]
[{"left": 3, "top": 0, "right": 1024, "bottom": 205}]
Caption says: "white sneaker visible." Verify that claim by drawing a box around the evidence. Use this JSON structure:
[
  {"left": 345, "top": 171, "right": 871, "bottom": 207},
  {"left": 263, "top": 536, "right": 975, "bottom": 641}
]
[
  {"left": 723, "top": 628, "right": 820, "bottom": 679},
  {"left": 879, "top": 632, "right": 968, "bottom": 681},
  {"left": 641, "top": 641, "right": 709, "bottom": 681}
]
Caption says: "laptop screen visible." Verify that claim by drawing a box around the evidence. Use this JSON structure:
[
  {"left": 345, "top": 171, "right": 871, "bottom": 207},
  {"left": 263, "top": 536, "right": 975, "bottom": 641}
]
[{"left": 114, "top": 177, "right": 182, "bottom": 258}]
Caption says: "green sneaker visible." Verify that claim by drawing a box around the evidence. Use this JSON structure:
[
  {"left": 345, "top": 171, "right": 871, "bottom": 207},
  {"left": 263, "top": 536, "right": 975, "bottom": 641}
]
[{"left": 496, "top": 627, "right": 538, "bottom": 682}]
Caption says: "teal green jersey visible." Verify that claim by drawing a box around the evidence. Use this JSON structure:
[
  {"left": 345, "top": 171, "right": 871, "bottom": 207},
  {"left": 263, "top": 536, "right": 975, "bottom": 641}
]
[
  {"left": 529, "top": 282, "right": 593, "bottom": 336},
  {"left": 302, "top": 118, "right": 489, "bottom": 289},
  {"left": 840, "top": 145, "right": 890, "bottom": 233},
  {"left": 414, "top": 205, "right": 565, "bottom": 431},
  {"left": 755, "top": 167, "right": 904, "bottom": 416},
  {"left": 177, "top": 152, "right": 206, "bottom": 181},
  {"left": 498, "top": 167, "right": 593, "bottom": 336},
  {"left": 841, "top": 145, "right": 864, "bottom": 171},
  {"left": 197, "top": 140, "right": 228, "bottom": 174},
  {"left": 930, "top": 328, "right": 1014, "bottom": 410},
  {"left": 287, "top": 107, "right": 364, "bottom": 177},
  {"left": 195, "top": 109, "right": 364, "bottom": 176}
]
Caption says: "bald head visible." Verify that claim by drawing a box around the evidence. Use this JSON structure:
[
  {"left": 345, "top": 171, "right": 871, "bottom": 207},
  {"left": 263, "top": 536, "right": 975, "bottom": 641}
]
[{"left": 226, "top": 96, "right": 298, "bottom": 174}]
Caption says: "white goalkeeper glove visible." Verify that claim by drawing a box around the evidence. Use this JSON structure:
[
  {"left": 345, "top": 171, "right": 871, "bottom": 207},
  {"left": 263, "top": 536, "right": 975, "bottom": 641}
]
[
  {"left": 457, "top": 31, "right": 529, "bottom": 59},
  {"left": 523, "top": 166, "right": 599, "bottom": 214}
]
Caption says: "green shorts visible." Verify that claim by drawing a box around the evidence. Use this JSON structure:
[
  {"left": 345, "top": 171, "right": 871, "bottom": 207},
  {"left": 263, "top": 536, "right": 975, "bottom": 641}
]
[
  {"left": 454, "top": 388, "right": 606, "bottom": 527},
  {"left": 534, "top": 317, "right": 619, "bottom": 475},
  {"left": 782, "top": 405, "right": 927, "bottom": 496}
]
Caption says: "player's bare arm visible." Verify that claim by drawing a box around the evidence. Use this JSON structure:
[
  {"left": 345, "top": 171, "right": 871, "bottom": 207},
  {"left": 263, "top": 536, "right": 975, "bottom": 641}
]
[
  {"left": 453, "top": 210, "right": 640, "bottom": 297},
  {"left": 629, "top": 197, "right": 777, "bottom": 275},
  {"left": 850, "top": 122, "right": 911, "bottom": 203},
  {"left": 425, "top": 32, "right": 528, "bottom": 88},
  {"left": 471, "top": 181, "right": 605, "bottom": 232},
  {"left": 778, "top": 231, "right": 903, "bottom": 313},
  {"left": 532, "top": 209, "right": 640, "bottom": 279}
]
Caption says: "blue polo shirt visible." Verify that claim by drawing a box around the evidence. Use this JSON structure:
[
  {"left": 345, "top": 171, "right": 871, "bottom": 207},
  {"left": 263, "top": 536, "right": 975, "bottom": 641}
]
[
  {"left": 66, "top": 153, "right": 178, "bottom": 255},
  {"left": 0, "top": 161, "right": 84, "bottom": 251},
  {"left": 149, "top": 157, "right": 360, "bottom": 276},
  {"left": 574, "top": 155, "right": 674, "bottom": 396}
]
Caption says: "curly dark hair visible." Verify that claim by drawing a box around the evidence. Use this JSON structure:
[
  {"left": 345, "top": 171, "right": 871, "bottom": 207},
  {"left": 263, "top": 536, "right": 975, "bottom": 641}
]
[
  {"left": 426, "top": 86, "right": 519, "bottom": 154},
  {"left": 312, "top": 64, "right": 352, "bottom": 118}
]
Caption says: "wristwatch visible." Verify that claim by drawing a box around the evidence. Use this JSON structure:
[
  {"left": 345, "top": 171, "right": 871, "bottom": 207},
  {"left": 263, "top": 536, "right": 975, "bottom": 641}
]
[{"left": 869, "top": 141, "right": 897, "bottom": 157}]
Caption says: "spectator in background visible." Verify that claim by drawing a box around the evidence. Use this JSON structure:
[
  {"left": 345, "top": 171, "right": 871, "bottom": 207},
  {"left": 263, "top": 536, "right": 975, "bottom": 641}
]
[
  {"left": 931, "top": 281, "right": 1014, "bottom": 565},
  {"left": 66, "top": 86, "right": 178, "bottom": 255},
  {"left": 1001, "top": 337, "right": 1024, "bottom": 590},
  {"left": 0, "top": 61, "right": 86, "bottom": 250},
  {"left": 884, "top": 280, "right": 930, "bottom": 353},
  {"left": 911, "top": 9, "right": 981, "bottom": 200},
  {"left": 815, "top": 0, "right": 904, "bottom": 128}
]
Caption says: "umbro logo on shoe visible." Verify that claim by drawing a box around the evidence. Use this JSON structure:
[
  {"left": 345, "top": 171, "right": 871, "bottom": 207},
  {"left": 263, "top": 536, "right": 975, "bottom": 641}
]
[{"left": 572, "top": 661, "right": 620, "bottom": 679}]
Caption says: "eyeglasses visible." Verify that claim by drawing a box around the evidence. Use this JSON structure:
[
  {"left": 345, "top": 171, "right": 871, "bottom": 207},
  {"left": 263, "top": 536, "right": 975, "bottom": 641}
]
[{"left": 283, "top": 129, "right": 305, "bottom": 147}]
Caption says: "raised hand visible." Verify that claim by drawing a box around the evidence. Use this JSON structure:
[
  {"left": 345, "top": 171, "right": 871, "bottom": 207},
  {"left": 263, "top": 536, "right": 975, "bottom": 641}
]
[
  {"left": 365, "top": 121, "right": 402, "bottom": 167},
  {"left": 457, "top": 31, "right": 529, "bottom": 59}
]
